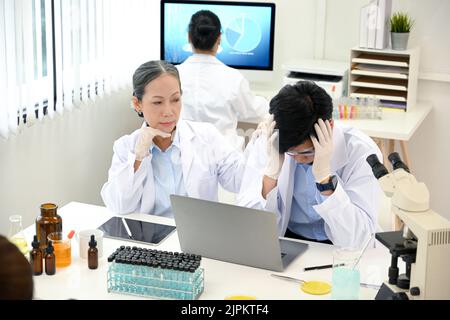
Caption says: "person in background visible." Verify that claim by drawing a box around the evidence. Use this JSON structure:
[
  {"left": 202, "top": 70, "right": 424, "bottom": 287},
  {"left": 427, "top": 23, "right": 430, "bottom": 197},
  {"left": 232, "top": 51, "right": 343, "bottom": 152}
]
[
  {"left": 177, "top": 10, "right": 268, "bottom": 150},
  {"left": 238, "top": 81, "right": 382, "bottom": 248},
  {"left": 0, "top": 235, "right": 33, "bottom": 299},
  {"left": 101, "top": 60, "right": 246, "bottom": 217}
]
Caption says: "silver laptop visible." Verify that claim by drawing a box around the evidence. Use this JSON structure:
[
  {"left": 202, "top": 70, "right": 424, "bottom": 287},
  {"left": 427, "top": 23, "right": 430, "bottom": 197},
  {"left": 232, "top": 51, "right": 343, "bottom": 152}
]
[{"left": 170, "top": 195, "right": 308, "bottom": 272}]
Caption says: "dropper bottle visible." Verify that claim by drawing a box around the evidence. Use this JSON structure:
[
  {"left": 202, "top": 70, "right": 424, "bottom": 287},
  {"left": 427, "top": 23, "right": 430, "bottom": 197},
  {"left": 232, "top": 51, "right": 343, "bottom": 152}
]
[
  {"left": 45, "top": 240, "right": 56, "bottom": 275},
  {"left": 30, "top": 235, "right": 43, "bottom": 275},
  {"left": 88, "top": 235, "right": 98, "bottom": 270}
]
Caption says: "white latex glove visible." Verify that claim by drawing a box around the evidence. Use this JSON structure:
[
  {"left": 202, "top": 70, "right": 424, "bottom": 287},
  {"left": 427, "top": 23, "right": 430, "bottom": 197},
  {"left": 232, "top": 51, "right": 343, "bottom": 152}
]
[
  {"left": 263, "top": 117, "right": 285, "bottom": 180},
  {"left": 311, "top": 119, "right": 334, "bottom": 182},
  {"left": 134, "top": 126, "right": 171, "bottom": 161},
  {"left": 248, "top": 113, "right": 270, "bottom": 141}
]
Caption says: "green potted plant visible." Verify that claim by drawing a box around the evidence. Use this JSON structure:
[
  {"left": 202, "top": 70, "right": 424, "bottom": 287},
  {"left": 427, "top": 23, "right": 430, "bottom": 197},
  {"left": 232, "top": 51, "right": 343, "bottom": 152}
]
[{"left": 390, "top": 12, "right": 414, "bottom": 50}]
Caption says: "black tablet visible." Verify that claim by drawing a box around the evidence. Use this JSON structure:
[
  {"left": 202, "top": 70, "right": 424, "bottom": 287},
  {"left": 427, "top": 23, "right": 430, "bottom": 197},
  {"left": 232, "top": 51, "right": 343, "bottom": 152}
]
[{"left": 98, "top": 216, "right": 176, "bottom": 246}]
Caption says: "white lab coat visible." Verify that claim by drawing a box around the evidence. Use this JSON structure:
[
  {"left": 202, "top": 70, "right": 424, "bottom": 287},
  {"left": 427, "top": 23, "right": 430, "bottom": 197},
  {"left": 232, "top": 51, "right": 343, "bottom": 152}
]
[
  {"left": 101, "top": 119, "right": 245, "bottom": 215},
  {"left": 177, "top": 54, "right": 268, "bottom": 150},
  {"left": 237, "top": 124, "right": 383, "bottom": 248}
]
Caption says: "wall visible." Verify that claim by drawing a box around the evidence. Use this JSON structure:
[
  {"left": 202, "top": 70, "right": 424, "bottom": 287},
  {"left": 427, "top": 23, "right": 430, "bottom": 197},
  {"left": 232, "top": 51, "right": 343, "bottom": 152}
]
[
  {"left": 0, "top": 90, "right": 142, "bottom": 235},
  {"left": 246, "top": 0, "right": 318, "bottom": 88}
]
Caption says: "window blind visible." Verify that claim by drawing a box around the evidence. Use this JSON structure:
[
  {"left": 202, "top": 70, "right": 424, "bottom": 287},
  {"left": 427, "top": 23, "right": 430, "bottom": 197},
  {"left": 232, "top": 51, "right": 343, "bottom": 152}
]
[{"left": 1, "top": 0, "right": 158, "bottom": 139}]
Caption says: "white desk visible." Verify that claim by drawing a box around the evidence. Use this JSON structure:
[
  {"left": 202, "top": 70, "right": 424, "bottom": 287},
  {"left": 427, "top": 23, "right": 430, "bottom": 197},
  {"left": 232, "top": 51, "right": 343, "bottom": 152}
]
[
  {"left": 24, "top": 202, "right": 393, "bottom": 300},
  {"left": 336, "top": 103, "right": 432, "bottom": 169},
  {"left": 247, "top": 88, "right": 432, "bottom": 168},
  {"left": 335, "top": 104, "right": 432, "bottom": 141},
  {"left": 241, "top": 102, "right": 431, "bottom": 140},
  {"left": 250, "top": 89, "right": 431, "bottom": 140},
  {"left": 252, "top": 87, "right": 431, "bottom": 140}
]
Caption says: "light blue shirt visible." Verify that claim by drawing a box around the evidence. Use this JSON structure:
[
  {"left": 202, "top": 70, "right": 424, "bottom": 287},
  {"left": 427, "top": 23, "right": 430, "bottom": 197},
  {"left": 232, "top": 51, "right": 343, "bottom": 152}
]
[
  {"left": 150, "top": 136, "right": 187, "bottom": 218},
  {"left": 288, "top": 163, "right": 329, "bottom": 241}
]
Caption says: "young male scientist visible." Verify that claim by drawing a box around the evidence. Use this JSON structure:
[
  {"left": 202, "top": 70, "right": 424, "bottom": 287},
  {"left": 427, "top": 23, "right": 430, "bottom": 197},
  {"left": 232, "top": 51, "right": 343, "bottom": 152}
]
[{"left": 238, "top": 81, "right": 382, "bottom": 248}]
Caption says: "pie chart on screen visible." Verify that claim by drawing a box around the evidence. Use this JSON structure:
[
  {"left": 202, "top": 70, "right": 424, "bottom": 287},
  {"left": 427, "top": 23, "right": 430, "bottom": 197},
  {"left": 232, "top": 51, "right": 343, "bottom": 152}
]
[{"left": 224, "top": 15, "right": 261, "bottom": 52}]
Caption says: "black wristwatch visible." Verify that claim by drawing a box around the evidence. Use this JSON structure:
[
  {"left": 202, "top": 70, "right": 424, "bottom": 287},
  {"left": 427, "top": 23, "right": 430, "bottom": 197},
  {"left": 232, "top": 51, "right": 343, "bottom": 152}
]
[{"left": 316, "top": 175, "right": 338, "bottom": 192}]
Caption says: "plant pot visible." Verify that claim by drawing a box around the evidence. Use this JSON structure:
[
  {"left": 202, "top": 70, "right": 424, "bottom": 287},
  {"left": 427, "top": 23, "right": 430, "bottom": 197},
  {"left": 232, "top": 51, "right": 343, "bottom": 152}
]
[{"left": 391, "top": 32, "right": 409, "bottom": 50}]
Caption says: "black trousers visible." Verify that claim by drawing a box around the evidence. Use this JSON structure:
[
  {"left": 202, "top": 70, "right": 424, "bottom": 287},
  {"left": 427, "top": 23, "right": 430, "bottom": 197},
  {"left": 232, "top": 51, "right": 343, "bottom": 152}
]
[{"left": 284, "top": 228, "right": 333, "bottom": 245}]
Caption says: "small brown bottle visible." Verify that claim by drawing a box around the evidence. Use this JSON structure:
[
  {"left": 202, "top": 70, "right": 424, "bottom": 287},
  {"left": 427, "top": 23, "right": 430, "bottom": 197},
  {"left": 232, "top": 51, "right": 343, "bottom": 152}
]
[
  {"left": 30, "top": 235, "right": 43, "bottom": 275},
  {"left": 45, "top": 240, "right": 56, "bottom": 275},
  {"left": 36, "top": 203, "right": 63, "bottom": 250},
  {"left": 88, "top": 235, "right": 98, "bottom": 270}
]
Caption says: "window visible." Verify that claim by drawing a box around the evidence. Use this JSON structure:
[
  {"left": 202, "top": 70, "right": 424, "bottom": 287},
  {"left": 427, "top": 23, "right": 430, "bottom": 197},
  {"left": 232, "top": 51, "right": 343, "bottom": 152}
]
[
  {"left": 0, "top": 0, "right": 54, "bottom": 138},
  {"left": 53, "top": 0, "right": 156, "bottom": 112},
  {"left": 0, "top": 0, "right": 158, "bottom": 139}
]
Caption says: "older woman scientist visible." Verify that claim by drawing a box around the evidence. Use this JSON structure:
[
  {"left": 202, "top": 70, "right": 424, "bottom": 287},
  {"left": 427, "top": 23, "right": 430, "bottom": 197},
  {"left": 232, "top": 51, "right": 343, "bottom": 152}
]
[{"left": 101, "top": 60, "right": 247, "bottom": 217}]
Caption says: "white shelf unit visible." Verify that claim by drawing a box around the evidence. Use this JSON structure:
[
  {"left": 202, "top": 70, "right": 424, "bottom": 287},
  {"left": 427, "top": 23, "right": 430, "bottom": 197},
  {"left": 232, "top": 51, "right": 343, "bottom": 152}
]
[{"left": 349, "top": 47, "right": 420, "bottom": 111}]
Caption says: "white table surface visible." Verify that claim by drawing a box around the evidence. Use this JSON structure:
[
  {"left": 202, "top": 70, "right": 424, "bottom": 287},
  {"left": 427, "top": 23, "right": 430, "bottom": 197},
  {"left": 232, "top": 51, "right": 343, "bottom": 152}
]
[
  {"left": 335, "top": 103, "right": 432, "bottom": 141},
  {"left": 24, "top": 202, "right": 394, "bottom": 300},
  {"left": 250, "top": 87, "right": 432, "bottom": 141}
]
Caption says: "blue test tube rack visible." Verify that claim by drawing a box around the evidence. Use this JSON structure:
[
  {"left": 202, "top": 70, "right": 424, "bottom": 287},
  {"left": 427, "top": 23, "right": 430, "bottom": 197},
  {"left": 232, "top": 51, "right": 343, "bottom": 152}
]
[{"left": 106, "top": 246, "right": 204, "bottom": 300}]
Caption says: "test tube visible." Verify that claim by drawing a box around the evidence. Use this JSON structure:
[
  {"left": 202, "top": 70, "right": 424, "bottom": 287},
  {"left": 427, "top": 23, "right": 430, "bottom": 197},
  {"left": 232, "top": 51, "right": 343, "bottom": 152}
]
[
  {"left": 361, "top": 97, "right": 368, "bottom": 119},
  {"left": 343, "top": 97, "right": 348, "bottom": 119},
  {"left": 353, "top": 97, "right": 359, "bottom": 119},
  {"left": 368, "top": 96, "right": 375, "bottom": 119},
  {"left": 375, "top": 97, "right": 382, "bottom": 119}
]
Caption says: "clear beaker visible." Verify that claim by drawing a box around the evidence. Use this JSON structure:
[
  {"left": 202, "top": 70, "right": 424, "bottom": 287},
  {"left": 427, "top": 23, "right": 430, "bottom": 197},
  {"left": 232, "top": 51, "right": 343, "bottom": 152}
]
[
  {"left": 48, "top": 232, "right": 72, "bottom": 268},
  {"left": 331, "top": 247, "right": 360, "bottom": 300},
  {"left": 8, "top": 215, "right": 29, "bottom": 255}
]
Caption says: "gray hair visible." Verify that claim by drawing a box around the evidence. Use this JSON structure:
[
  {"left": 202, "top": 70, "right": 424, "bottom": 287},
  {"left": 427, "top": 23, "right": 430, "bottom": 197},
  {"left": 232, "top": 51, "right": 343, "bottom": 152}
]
[{"left": 132, "top": 60, "right": 181, "bottom": 102}]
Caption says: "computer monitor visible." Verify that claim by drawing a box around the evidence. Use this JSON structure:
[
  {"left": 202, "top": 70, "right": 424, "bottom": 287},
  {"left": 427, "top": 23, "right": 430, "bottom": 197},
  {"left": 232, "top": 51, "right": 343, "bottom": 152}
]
[{"left": 161, "top": 0, "right": 276, "bottom": 71}]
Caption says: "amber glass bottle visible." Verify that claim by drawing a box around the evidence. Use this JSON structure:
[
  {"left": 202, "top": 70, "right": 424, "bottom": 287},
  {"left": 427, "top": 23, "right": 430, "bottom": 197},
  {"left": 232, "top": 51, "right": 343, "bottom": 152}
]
[
  {"left": 88, "top": 235, "right": 98, "bottom": 270},
  {"left": 45, "top": 241, "right": 56, "bottom": 275},
  {"left": 36, "top": 203, "right": 62, "bottom": 250},
  {"left": 30, "top": 235, "right": 43, "bottom": 275}
]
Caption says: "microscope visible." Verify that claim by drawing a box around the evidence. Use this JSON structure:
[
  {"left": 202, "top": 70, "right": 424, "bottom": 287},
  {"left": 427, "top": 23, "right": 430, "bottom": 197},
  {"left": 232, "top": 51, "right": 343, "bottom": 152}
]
[{"left": 366, "top": 152, "right": 450, "bottom": 300}]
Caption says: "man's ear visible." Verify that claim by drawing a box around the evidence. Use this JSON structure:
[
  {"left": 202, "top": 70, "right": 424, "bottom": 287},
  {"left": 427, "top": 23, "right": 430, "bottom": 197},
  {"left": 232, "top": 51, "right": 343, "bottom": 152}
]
[{"left": 329, "top": 119, "right": 334, "bottom": 129}]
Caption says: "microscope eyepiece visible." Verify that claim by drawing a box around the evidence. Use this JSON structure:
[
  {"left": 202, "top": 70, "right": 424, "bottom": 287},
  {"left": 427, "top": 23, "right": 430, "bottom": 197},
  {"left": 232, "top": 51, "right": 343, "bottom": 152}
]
[
  {"left": 366, "top": 154, "right": 389, "bottom": 179},
  {"left": 388, "top": 152, "right": 410, "bottom": 173}
]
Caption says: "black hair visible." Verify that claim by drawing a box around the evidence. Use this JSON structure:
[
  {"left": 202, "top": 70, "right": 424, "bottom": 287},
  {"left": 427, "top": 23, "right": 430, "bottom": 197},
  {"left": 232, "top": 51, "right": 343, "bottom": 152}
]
[
  {"left": 269, "top": 81, "right": 332, "bottom": 153},
  {"left": 188, "top": 10, "right": 221, "bottom": 51},
  {"left": 132, "top": 60, "right": 181, "bottom": 118}
]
